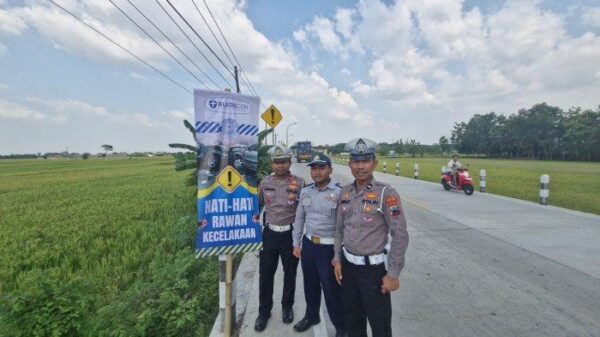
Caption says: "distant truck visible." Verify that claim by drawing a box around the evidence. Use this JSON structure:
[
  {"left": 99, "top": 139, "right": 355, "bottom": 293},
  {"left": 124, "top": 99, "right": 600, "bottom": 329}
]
[{"left": 295, "top": 141, "right": 313, "bottom": 163}]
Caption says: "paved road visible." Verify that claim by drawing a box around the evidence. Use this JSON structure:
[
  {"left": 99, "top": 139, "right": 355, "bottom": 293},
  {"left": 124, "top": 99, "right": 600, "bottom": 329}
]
[{"left": 236, "top": 162, "right": 600, "bottom": 337}]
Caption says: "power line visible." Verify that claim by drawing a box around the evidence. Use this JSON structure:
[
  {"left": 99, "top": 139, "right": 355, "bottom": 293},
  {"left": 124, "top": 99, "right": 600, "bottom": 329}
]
[
  {"left": 191, "top": 0, "right": 235, "bottom": 68},
  {"left": 109, "top": 0, "right": 210, "bottom": 89},
  {"left": 154, "top": 0, "right": 233, "bottom": 88},
  {"left": 48, "top": 0, "right": 191, "bottom": 94},
  {"left": 201, "top": 0, "right": 259, "bottom": 96},
  {"left": 123, "top": 0, "right": 221, "bottom": 89},
  {"left": 164, "top": 0, "right": 236, "bottom": 80}
]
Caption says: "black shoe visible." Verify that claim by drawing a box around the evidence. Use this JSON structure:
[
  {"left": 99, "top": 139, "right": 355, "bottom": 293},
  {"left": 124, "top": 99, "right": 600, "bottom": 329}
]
[
  {"left": 282, "top": 307, "right": 294, "bottom": 324},
  {"left": 335, "top": 330, "right": 348, "bottom": 337},
  {"left": 293, "top": 317, "right": 320, "bottom": 332},
  {"left": 254, "top": 315, "right": 269, "bottom": 332}
]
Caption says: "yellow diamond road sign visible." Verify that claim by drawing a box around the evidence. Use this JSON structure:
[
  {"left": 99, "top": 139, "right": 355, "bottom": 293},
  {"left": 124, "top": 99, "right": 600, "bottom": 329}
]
[
  {"left": 217, "top": 166, "right": 243, "bottom": 193},
  {"left": 261, "top": 104, "right": 283, "bottom": 128}
]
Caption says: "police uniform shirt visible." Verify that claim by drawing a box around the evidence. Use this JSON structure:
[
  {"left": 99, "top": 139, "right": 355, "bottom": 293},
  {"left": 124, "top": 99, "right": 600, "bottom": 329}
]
[
  {"left": 292, "top": 181, "right": 341, "bottom": 247},
  {"left": 258, "top": 173, "right": 305, "bottom": 225},
  {"left": 334, "top": 178, "right": 409, "bottom": 279}
]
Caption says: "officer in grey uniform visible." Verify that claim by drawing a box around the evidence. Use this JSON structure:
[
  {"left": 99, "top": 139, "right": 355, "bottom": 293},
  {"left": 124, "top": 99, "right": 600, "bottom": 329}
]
[
  {"left": 332, "top": 138, "right": 409, "bottom": 337},
  {"left": 292, "top": 154, "right": 346, "bottom": 336},
  {"left": 255, "top": 145, "right": 305, "bottom": 332}
]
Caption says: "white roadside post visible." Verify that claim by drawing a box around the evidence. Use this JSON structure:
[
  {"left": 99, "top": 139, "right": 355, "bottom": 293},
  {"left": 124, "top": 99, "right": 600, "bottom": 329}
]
[
  {"left": 395, "top": 162, "right": 400, "bottom": 176},
  {"left": 414, "top": 163, "right": 419, "bottom": 179},
  {"left": 480, "top": 169, "right": 487, "bottom": 193},
  {"left": 383, "top": 162, "right": 387, "bottom": 174},
  {"left": 540, "top": 174, "right": 550, "bottom": 205}
]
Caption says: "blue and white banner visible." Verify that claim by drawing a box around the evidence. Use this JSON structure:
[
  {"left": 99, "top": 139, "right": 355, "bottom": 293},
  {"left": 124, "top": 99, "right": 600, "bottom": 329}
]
[{"left": 194, "top": 89, "right": 262, "bottom": 258}]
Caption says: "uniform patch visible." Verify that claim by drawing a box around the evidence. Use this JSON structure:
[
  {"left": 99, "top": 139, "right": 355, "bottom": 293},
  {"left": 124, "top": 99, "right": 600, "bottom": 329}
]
[
  {"left": 288, "top": 193, "right": 297, "bottom": 200},
  {"left": 266, "top": 197, "right": 272, "bottom": 206},
  {"left": 385, "top": 196, "right": 398, "bottom": 206},
  {"left": 363, "top": 204, "right": 373, "bottom": 212},
  {"left": 366, "top": 192, "right": 377, "bottom": 200},
  {"left": 326, "top": 193, "right": 337, "bottom": 202},
  {"left": 362, "top": 199, "right": 379, "bottom": 205},
  {"left": 265, "top": 191, "right": 274, "bottom": 197},
  {"left": 389, "top": 205, "right": 401, "bottom": 217},
  {"left": 362, "top": 215, "right": 373, "bottom": 223},
  {"left": 288, "top": 184, "right": 298, "bottom": 191},
  {"left": 302, "top": 198, "right": 311, "bottom": 206},
  {"left": 343, "top": 192, "right": 351, "bottom": 199}
]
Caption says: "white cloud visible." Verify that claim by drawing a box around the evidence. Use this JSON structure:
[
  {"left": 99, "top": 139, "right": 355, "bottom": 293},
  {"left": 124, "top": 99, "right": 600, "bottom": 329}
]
[
  {"left": 0, "top": 8, "right": 27, "bottom": 35},
  {"left": 0, "top": 99, "right": 46, "bottom": 120},
  {"left": 0, "top": 83, "right": 8, "bottom": 90},
  {"left": 582, "top": 7, "right": 600, "bottom": 28},
  {"left": 129, "top": 71, "right": 147, "bottom": 80},
  {"left": 161, "top": 108, "right": 193, "bottom": 120},
  {"left": 26, "top": 97, "right": 164, "bottom": 128}
]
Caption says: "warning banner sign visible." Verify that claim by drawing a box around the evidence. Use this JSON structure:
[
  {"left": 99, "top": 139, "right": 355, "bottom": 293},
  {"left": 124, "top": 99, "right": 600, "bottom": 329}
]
[{"left": 194, "top": 89, "right": 262, "bottom": 258}]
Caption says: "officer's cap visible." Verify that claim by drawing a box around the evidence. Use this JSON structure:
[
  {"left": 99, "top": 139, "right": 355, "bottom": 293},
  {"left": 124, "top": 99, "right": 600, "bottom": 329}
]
[
  {"left": 345, "top": 138, "right": 379, "bottom": 161},
  {"left": 267, "top": 145, "right": 292, "bottom": 162},
  {"left": 307, "top": 153, "right": 331, "bottom": 167}
]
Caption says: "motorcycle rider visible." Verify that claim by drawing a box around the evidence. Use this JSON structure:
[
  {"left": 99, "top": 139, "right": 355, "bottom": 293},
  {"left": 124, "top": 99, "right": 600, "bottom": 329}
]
[{"left": 446, "top": 154, "right": 463, "bottom": 188}]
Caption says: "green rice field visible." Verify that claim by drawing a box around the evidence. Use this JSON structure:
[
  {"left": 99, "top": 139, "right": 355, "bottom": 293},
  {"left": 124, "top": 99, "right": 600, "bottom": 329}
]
[
  {"left": 0, "top": 157, "right": 218, "bottom": 337},
  {"left": 332, "top": 156, "right": 600, "bottom": 215}
]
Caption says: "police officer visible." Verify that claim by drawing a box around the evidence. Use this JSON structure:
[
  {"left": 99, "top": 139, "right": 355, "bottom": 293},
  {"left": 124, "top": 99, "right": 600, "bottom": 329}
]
[
  {"left": 332, "top": 138, "right": 409, "bottom": 337},
  {"left": 292, "top": 154, "right": 346, "bottom": 337},
  {"left": 255, "top": 145, "right": 304, "bottom": 332}
]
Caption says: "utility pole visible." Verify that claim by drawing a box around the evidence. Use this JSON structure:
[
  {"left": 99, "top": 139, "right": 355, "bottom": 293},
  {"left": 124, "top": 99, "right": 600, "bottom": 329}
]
[{"left": 234, "top": 66, "right": 240, "bottom": 94}]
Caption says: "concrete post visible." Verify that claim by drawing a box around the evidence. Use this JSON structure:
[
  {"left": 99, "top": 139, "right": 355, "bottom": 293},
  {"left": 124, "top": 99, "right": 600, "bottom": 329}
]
[
  {"left": 395, "top": 162, "right": 400, "bottom": 176},
  {"left": 540, "top": 174, "right": 550, "bottom": 205},
  {"left": 414, "top": 163, "right": 419, "bottom": 179},
  {"left": 219, "top": 255, "right": 236, "bottom": 335},
  {"left": 383, "top": 162, "right": 387, "bottom": 174},
  {"left": 479, "top": 169, "right": 486, "bottom": 193}
]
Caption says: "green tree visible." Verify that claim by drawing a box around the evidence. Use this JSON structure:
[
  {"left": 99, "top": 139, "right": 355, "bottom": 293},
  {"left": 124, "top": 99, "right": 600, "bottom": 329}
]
[
  {"left": 101, "top": 144, "right": 113, "bottom": 158},
  {"left": 438, "top": 136, "right": 449, "bottom": 154}
]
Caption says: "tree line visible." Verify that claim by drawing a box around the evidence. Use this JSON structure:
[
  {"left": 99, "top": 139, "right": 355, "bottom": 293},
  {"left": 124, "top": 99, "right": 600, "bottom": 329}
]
[
  {"left": 449, "top": 103, "right": 599, "bottom": 161},
  {"left": 325, "top": 103, "right": 598, "bottom": 162}
]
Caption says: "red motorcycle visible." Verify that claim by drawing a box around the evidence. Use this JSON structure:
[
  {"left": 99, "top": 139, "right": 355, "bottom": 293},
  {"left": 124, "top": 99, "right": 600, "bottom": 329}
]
[{"left": 441, "top": 168, "right": 474, "bottom": 195}]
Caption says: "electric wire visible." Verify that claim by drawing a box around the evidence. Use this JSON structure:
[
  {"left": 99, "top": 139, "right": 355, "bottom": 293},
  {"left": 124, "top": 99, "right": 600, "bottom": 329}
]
[
  {"left": 108, "top": 0, "right": 210, "bottom": 89},
  {"left": 154, "top": 0, "right": 233, "bottom": 88},
  {"left": 191, "top": 0, "right": 235, "bottom": 69},
  {"left": 124, "top": 0, "right": 221, "bottom": 89},
  {"left": 164, "top": 0, "right": 236, "bottom": 79},
  {"left": 48, "top": 0, "right": 192, "bottom": 94},
  {"left": 201, "top": 0, "right": 259, "bottom": 96}
]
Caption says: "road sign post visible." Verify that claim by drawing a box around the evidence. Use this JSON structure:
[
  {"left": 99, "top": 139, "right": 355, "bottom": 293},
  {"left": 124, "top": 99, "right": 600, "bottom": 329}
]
[{"left": 261, "top": 105, "right": 283, "bottom": 146}]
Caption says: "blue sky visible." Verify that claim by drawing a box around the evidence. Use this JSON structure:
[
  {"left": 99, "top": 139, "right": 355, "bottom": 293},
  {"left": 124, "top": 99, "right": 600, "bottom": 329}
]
[{"left": 1, "top": 0, "right": 599, "bottom": 154}]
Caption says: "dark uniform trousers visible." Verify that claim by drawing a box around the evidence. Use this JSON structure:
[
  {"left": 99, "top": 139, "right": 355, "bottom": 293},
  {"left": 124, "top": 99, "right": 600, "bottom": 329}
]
[
  {"left": 342, "top": 255, "right": 392, "bottom": 337},
  {"left": 301, "top": 236, "right": 344, "bottom": 330},
  {"left": 259, "top": 226, "right": 299, "bottom": 317}
]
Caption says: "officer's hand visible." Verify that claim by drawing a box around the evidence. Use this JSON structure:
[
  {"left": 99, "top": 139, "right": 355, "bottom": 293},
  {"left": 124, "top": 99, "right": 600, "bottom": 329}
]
[
  {"left": 332, "top": 260, "right": 342, "bottom": 285},
  {"left": 381, "top": 275, "right": 399, "bottom": 294},
  {"left": 293, "top": 246, "right": 301, "bottom": 258}
]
